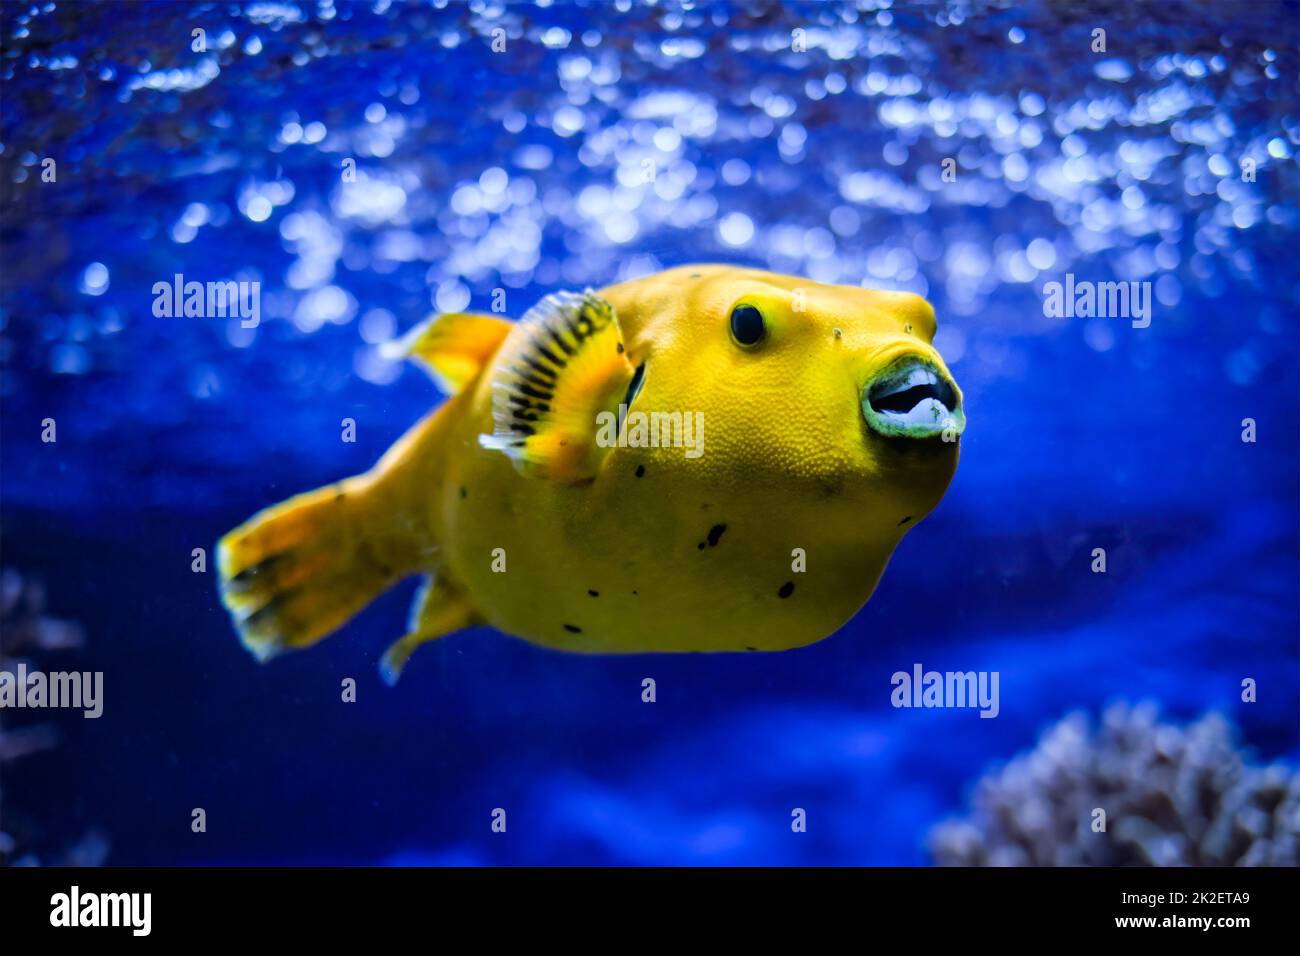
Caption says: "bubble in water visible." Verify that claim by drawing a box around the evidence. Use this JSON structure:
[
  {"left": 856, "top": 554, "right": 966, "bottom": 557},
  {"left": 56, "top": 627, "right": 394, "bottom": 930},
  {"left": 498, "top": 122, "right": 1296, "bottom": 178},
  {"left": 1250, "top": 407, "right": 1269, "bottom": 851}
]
[
  {"left": 78, "top": 262, "right": 110, "bottom": 296},
  {"left": 718, "top": 213, "right": 755, "bottom": 247}
]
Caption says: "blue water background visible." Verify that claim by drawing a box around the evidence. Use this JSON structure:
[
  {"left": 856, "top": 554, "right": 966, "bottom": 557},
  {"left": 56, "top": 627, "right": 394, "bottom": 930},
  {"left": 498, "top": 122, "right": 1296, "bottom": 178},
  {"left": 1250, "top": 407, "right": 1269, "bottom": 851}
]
[{"left": 1, "top": 0, "right": 1297, "bottom": 865}]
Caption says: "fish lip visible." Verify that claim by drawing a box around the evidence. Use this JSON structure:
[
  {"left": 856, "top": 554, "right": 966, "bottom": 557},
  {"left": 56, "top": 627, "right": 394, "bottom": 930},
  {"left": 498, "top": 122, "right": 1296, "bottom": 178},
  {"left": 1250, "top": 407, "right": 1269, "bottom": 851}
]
[{"left": 862, "top": 356, "right": 965, "bottom": 440}]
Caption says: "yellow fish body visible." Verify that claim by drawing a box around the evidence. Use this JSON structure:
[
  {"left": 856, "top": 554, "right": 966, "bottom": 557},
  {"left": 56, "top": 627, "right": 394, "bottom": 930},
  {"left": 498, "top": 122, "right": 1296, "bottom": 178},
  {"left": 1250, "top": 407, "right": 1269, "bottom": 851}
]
[{"left": 218, "top": 264, "right": 965, "bottom": 681}]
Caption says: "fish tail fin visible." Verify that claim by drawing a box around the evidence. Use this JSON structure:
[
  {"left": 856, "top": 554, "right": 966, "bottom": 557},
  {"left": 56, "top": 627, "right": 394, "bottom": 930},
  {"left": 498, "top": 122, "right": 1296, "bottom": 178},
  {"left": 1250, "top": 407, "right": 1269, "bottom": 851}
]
[{"left": 218, "top": 472, "right": 418, "bottom": 662}]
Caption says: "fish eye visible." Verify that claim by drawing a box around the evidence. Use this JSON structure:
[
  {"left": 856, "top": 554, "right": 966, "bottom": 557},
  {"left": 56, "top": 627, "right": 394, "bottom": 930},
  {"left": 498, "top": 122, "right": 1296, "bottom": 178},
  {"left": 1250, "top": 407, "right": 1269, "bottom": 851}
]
[{"left": 729, "top": 303, "right": 766, "bottom": 349}]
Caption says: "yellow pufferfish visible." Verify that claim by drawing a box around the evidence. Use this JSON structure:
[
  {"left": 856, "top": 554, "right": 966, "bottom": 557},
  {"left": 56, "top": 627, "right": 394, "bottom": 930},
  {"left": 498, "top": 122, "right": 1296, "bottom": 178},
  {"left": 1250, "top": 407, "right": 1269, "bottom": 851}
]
[{"left": 217, "top": 264, "right": 965, "bottom": 683}]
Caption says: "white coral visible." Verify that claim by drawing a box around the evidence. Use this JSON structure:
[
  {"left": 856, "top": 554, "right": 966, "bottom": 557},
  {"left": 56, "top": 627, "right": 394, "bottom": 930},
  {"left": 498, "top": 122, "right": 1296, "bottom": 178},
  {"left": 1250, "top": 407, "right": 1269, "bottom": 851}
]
[{"left": 929, "top": 703, "right": 1300, "bottom": 866}]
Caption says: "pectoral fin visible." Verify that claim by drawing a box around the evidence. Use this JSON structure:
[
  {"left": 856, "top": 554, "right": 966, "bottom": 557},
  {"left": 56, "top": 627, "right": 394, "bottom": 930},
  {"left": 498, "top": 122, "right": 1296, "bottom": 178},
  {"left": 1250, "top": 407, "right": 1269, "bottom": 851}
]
[
  {"left": 479, "top": 290, "right": 635, "bottom": 483},
  {"left": 379, "top": 574, "right": 482, "bottom": 685},
  {"left": 382, "top": 312, "right": 512, "bottom": 394}
]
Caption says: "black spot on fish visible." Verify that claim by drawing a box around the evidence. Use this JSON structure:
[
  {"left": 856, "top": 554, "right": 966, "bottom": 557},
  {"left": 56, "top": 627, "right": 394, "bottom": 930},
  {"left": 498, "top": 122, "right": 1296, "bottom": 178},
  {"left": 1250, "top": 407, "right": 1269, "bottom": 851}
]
[
  {"left": 697, "top": 542, "right": 705, "bottom": 550},
  {"left": 706, "top": 523, "right": 727, "bottom": 547},
  {"left": 617, "top": 342, "right": 624, "bottom": 354},
  {"left": 632, "top": 590, "right": 639, "bottom": 596},
  {"left": 334, "top": 490, "right": 346, "bottom": 503},
  {"left": 563, "top": 623, "right": 582, "bottom": 634},
  {"left": 778, "top": 581, "right": 795, "bottom": 599},
  {"left": 818, "top": 479, "right": 843, "bottom": 499},
  {"left": 460, "top": 487, "right": 468, "bottom": 500},
  {"left": 897, "top": 515, "right": 913, "bottom": 526},
  {"left": 746, "top": 646, "right": 758, "bottom": 651},
  {"left": 588, "top": 589, "right": 599, "bottom": 597},
  {"left": 635, "top": 464, "right": 645, "bottom": 478}
]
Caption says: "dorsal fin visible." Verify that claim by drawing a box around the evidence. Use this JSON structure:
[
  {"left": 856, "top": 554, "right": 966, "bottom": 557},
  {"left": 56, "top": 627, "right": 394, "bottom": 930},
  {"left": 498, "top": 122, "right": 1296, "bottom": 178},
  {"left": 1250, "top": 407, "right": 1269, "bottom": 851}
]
[
  {"left": 479, "top": 290, "right": 635, "bottom": 483},
  {"left": 381, "top": 312, "right": 512, "bottom": 394}
]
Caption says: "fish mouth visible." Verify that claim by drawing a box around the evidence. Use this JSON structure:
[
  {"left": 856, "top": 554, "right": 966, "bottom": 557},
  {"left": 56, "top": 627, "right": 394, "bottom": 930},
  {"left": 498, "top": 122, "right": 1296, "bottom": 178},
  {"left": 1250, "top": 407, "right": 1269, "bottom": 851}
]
[{"left": 863, "top": 357, "right": 965, "bottom": 439}]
